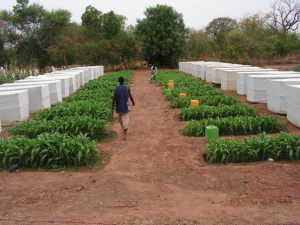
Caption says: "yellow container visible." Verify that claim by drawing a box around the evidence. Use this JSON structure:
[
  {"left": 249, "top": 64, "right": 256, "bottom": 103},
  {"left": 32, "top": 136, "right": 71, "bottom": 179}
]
[
  {"left": 179, "top": 93, "right": 186, "bottom": 98},
  {"left": 169, "top": 83, "right": 175, "bottom": 89},
  {"left": 190, "top": 100, "right": 199, "bottom": 108},
  {"left": 169, "top": 80, "right": 174, "bottom": 84}
]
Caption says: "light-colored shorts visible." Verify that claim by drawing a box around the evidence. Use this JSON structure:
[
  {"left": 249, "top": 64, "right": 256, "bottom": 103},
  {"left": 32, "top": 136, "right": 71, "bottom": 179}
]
[{"left": 118, "top": 113, "right": 130, "bottom": 130}]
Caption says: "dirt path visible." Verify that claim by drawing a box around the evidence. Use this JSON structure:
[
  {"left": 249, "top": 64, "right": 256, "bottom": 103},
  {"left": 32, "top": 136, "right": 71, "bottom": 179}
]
[{"left": 1, "top": 70, "right": 300, "bottom": 225}]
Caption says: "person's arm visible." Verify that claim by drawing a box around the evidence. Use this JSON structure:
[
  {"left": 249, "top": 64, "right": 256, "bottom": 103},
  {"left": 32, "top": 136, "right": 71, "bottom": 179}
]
[
  {"left": 128, "top": 87, "right": 135, "bottom": 106},
  {"left": 111, "top": 89, "right": 116, "bottom": 114}
]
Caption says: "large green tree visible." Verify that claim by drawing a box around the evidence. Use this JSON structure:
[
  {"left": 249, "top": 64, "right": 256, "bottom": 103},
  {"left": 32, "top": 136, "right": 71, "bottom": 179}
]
[
  {"left": 186, "top": 29, "right": 213, "bottom": 60},
  {"left": 205, "top": 17, "right": 238, "bottom": 40},
  {"left": 136, "top": 4, "right": 188, "bottom": 68},
  {"left": 2, "top": 0, "right": 72, "bottom": 70},
  {"left": 81, "top": 5, "right": 103, "bottom": 39},
  {"left": 0, "top": 10, "right": 20, "bottom": 66},
  {"left": 103, "top": 11, "right": 122, "bottom": 39}
]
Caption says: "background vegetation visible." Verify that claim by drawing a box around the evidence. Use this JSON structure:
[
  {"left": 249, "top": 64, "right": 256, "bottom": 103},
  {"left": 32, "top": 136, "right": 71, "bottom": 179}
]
[{"left": 1, "top": 0, "right": 300, "bottom": 71}]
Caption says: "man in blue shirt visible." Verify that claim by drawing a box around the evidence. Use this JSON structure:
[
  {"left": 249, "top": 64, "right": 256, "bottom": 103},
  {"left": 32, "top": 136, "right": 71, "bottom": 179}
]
[{"left": 112, "top": 76, "right": 135, "bottom": 140}]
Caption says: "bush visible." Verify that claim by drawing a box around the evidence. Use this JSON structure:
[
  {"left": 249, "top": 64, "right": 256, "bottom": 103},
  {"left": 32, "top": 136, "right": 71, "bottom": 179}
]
[{"left": 293, "top": 65, "right": 300, "bottom": 72}]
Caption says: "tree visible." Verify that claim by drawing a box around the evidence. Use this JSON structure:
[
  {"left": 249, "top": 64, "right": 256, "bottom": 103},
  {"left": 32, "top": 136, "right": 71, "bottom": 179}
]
[
  {"left": 274, "top": 32, "right": 300, "bottom": 56},
  {"left": 240, "top": 14, "right": 268, "bottom": 38},
  {"left": 268, "top": 0, "right": 300, "bottom": 34},
  {"left": 63, "top": 23, "right": 87, "bottom": 65},
  {"left": 10, "top": 0, "right": 71, "bottom": 70},
  {"left": 136, "top": 4, "right": 188, "bottom": 68},
  {"left": 81, "top": 5, "right": 103, "bottom": 39},
  {"left": 103, "top": 11, "right": 122, "bottom": 39},
  {"left": 0, "top": 10, "right": 20, "bottom": 48},
  {"left": 186, "top": 29, "right": 213, "bottom": 60},
  {"left": 224, "top": 30, "right": 258, "bottom": 62},
  {"left": 47, "top": 23, "right": 83, "bottom": 67},
  {"left": 238, "top": 14, "right": 270, "bottom": 60},
  {"left": 11, "top": 0, "right": 47, "bottom": 68},
  {"left": 205, "top": 17, "right": 238, "bottom": 40},
  {"left": 12, "top": 0, "right": 46, "bottom": 37}
]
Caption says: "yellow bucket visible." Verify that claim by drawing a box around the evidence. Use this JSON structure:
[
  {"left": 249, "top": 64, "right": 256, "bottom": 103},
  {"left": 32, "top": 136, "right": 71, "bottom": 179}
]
[
  {"left": 190, "top": 100, "right": 199, "bottom": 108},
  {"left": 179, "top": 93, "right": 186, "bottom": 98},
  {"left": 169, "top": 80, "right": 174, "bottom": 84},
  {"left": 169, "top": 83, "right": 175, "bottom": 89}
]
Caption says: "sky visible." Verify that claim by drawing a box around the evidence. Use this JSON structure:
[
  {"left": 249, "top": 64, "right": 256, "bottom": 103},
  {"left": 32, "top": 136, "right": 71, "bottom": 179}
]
[{"left": 1, "top": 0, "right": 272, "bottom": 30}]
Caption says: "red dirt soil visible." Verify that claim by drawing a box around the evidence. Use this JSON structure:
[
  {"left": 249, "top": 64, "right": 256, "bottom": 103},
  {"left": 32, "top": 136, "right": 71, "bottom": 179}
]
[{"left": 1, "top": 70, "right": 300, "bottom": 225}]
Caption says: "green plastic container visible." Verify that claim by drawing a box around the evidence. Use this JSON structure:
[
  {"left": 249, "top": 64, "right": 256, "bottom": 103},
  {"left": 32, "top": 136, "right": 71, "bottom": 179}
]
[
  {"left": 205, "top": 126, "right": 219, "bottom": 143},
  {"left": 151, "top": 75, "right": 155, "bottom": 80},
  {"left": 165, "top": 88, "right": 171, "bottom": 96}
]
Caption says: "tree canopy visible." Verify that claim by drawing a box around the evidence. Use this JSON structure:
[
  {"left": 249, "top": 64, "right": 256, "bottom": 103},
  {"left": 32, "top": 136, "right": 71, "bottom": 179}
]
[
  {"left": 205, "top": 17, "right": 238, "bottom": 40},
  {"left": 0, "top": 0, "right": 300, "bottom": 70},
  {"left": 136, "top": 4, "right": 188, "bottom": 68}
]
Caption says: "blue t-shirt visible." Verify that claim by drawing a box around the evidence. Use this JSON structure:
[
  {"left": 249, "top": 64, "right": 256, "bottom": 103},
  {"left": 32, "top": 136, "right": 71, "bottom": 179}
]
[{"left": 115, "top": 85, "right": 130, "bottom": 114}]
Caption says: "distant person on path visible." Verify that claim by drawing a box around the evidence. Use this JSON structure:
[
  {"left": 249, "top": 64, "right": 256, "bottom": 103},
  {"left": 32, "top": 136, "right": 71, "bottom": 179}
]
[
  {"left": 112, "top": 76, "right": 135, "bottom": 140},
  {"left": 150, "top": 65, "right": 158, "bottom": 83}
]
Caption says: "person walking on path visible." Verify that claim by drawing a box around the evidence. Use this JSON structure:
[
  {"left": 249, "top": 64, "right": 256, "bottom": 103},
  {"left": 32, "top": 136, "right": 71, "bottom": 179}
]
[
  {"left": 150, "top": 65, "right": 158, "bottom": 83},
  {"left": 112, "top": 76, "right": 135, "bottom": 140}
]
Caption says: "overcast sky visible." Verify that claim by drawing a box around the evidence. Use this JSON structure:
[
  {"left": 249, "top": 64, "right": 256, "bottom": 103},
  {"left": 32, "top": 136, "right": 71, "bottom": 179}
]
[{"left": 2, "top": 0, "right": 272, "bottom": 30}]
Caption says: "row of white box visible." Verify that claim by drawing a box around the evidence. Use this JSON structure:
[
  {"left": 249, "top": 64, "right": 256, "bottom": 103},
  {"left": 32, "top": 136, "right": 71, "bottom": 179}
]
[
  {"left": 179, "top": 61, "right": 300, "bottom": 127},
  {"left": 0, "top": 66, "right": 104, "bottom": 127}
]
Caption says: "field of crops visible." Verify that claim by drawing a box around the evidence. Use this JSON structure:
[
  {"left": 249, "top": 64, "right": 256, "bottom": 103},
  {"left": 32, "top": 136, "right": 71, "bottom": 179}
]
[
  {"left": 0, "top": 71, "right": 132, "bottom": 169},
  {"left": 206, "top": 132, "right": 300, "bottom": 163},
  {"left": 156, "top": 70, "right": 299, "bottom": 164},
  {"left": 183, "top": 115, "right": 282, "bottom": 136},
  {"left": 179, "top": 104, "right": 257, "bottom": 121},
  {"left": 157, "top": 71, "right": 238, "bottom": 108},
  {"left": 156, "top": 71, "right": 283, "bottom": 137}
]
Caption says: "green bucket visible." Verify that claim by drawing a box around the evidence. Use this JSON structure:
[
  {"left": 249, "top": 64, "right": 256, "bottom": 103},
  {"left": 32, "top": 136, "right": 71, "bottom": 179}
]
[
  {"left": 205, "top": 126, "right": 219, "bottom": 143},
  {"left": 151, "top": 75, "right": 155, "bottom": 80},
  {"left": 165, "top": 88, "right": 171, "bottom": 96}
]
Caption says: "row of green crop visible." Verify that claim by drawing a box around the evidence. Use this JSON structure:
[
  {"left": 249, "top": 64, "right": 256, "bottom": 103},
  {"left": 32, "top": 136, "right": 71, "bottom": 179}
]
[
  {"left": 157, "top": 71, "right": 283, "bottom": 137},
  {"left": 170, "top": 96, "right": 238, "bottom": 108},
  {"left": 10, "top": 71, "right": 132, "bottom": 140},
  {"left": 179, "top": 104, "right": 257, "bottom": 121},
  {"left": 183, "top": 115, "right": 283, "bottom": 137},
  {"left": 9, "top": 116, "right": 110, "bottom": 140},
  {"left": 157, "top": 70, "right": 296, "bottom": 164},
  {"left": 1, "top": 70, "right": 132, "bottom": 169},
  {"left": 156, "top": 71, "right": 238, "bottom": 107},
  {"left": 0, "top": 133, "right": 99, "bottom": 168},
  {"left": 206, "top": 132, "right": 300, "bottom": 163}
]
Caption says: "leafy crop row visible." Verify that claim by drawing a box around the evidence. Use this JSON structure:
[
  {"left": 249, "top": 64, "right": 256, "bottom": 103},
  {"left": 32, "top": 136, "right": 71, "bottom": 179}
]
[
  {"left": 0, "top": 133, "right": 99, "bottom": 168},
  {"left": 9, "top": 116, "right": 110, "bottom": 140},
  {"left": 2, "top": 70, "right": 133, "bottom": 169},
  {"left": 36, "top": 101, "right": 111, "bottom": 121},
  {"left": 180, "top": 104, "right": 257, "bottom": 121},
  {"left": 170, "top": 96, "right": 238, "bottom": 108},
  {"left": 157, "top": 71, "right": 284, "bottom": 139},
  {"left": 206, "top": 132, "right": 300, "bottom": 163},
  {"left": 183, "top": 115, "right": 283, "bottom": 137},
  {"left": 156, "top": 71, "right": 238, "bottom": 107}
]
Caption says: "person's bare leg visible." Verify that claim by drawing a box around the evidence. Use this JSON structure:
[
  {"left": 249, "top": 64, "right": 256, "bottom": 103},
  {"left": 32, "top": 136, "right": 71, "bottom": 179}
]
[
  {"left": 118, "top": 114, "right": 123, "bottom": 129},
  {"left": 123, "top": 129, "right": 128, "bottom": 140}
]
